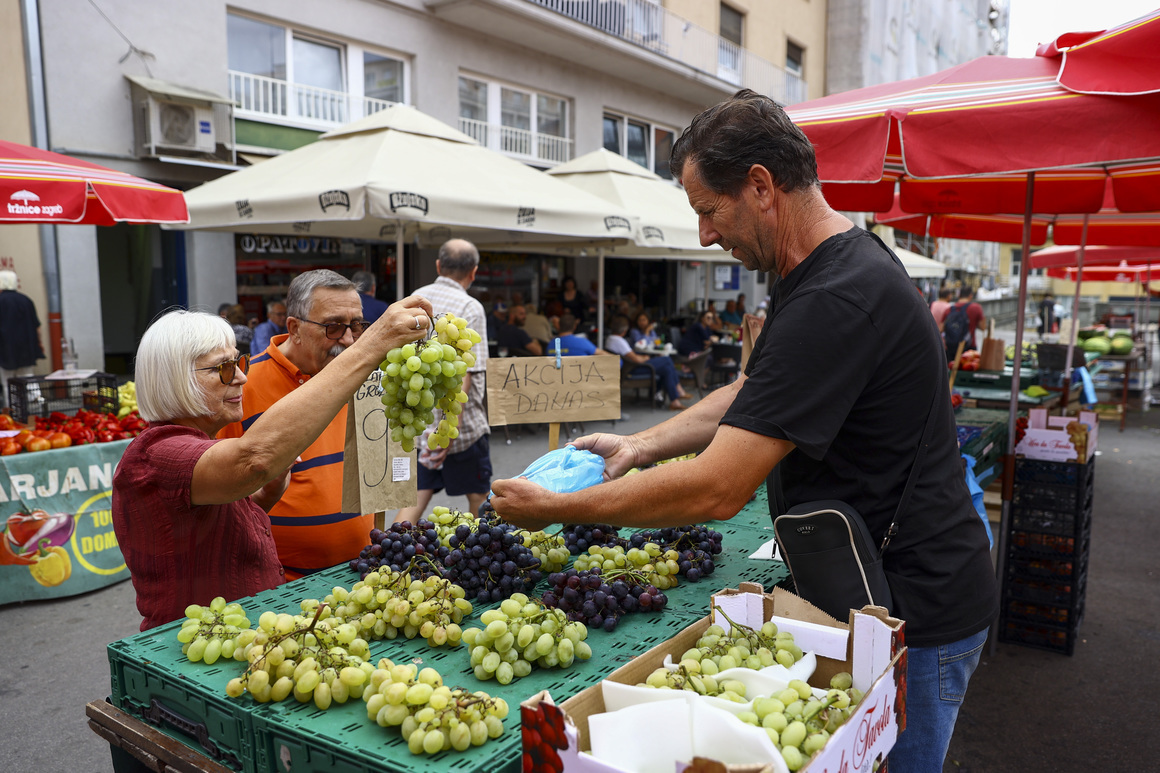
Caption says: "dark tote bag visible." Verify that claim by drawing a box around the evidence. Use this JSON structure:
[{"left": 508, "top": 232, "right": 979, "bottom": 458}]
[{"left": 772, "top": 390, "right": 938, "bottom": 621}]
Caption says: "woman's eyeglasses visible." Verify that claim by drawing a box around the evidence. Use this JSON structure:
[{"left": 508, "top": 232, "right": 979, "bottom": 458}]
[
  {"left": 194, "top": 353, "right": 250, "bottom": 385},
  {"left": 297, "top": 318, "right": 369, "bottom": 340}
]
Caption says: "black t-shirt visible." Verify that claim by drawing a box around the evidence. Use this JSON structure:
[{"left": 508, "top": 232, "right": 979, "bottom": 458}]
[{"left": 722, "top": 228, "right": 997, "bottom": 646}]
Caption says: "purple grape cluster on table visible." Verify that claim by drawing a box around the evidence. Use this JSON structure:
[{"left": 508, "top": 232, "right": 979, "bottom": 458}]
[
  {"left": 442, "top": 520, "right": 543, "bottom": 604},
  {"left": 632, "top": 524, "right": 724, "bottom": 583},
  {"left": 542, "top": 567, "right": 667, "bottom": 632},
  {"left": 350, "top": 519, "right": 449, "bottom": 579},
  {"left": 560, "top": 523, "right": 625, "bottom": 555}
]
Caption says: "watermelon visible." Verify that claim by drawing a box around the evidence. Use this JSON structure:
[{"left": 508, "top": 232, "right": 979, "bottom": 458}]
[
  {"left": 1110, "top": 336, "right": 1135, "bottom": 355},
  {"left": 1077, "top": 328, "right": 1105, "bottom": 341},
  {"left": 1083, "top": 336, "right": 1112, "bottom": 354}
]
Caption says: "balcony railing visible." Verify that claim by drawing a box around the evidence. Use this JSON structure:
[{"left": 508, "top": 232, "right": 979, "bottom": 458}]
[
  {"left": 458, "top": 117, "right": 573, "bottom": 165},
  {"left": 229, "top": 70, "right": 396, "bottom": 127},
  {"left": 525, "top": 0, "right": 806, "bottom": 105}
]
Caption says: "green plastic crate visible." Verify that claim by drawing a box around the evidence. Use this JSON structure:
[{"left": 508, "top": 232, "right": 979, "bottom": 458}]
[
  {"left": 249, "top": 609, "right": 704, "bottom": 773},
  {"left": 108, "top": 627, "right": 255, "bottom": 772}
]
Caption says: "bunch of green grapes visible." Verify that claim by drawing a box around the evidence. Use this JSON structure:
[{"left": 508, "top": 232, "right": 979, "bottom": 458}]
[
  {"left": 379, "top": 313, "right": 481, "bottom": 452},
  {"left": 525, "top": 530, "right": 569, "bottom": 573},
  {"left": 639, "top": 664, "right": 750, "bottom": 703},
  {"left": 301, "top": 559, "right": 472, "bottom": 647},
  {"left": 680, "top": 611, "right": 804, "bottom": 674},
  {"left": 428, "top": 505, "right": 478, "bottom": 546},
  {"left": 461, "top": 593, "right": 592, "bottom": 685},
  {"left": 224, "top": 607, "right": 374, "bottom": 710},
  {"left": 737, "top": 673, "right": 863, "bottom": 771},
  {"left": 574, "top": 543, "right": 676, "bottom": 590},
  {"left": 177, "top": 597, "right": 253, "bottom": 664},
  {"left": 363, "top": 659, "right": 509, "bottom": 754}
]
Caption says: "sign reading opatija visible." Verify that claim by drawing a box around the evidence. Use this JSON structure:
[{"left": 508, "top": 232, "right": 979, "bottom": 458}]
[{"left": 0, "top": 439, "right": 130, "bottom": 603}]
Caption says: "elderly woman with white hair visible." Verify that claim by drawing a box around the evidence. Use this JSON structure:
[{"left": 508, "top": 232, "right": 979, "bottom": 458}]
[{"left": 112, "top": 295, "right": 432, "bottom": 630}]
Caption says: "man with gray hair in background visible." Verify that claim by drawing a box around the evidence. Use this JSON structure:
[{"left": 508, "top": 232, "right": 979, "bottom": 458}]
[
  {"left": 219, "top": 269, "right": 408, "bottom": 578},
  {"left": 251, "top": 299, "right": 287, "bottom": 355},
  {"left": 353, "top": 269, "right": 389, "bottom": 324},
  {"left": 395, "top": 239, "right": 492, "bottom": 523}
]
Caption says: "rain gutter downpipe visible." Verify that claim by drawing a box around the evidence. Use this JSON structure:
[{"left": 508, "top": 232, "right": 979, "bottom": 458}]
[{"left": 21, "top": 0, "right": 63, "bottom": 370}]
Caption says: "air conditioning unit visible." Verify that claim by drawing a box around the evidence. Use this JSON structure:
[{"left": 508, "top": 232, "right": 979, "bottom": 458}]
[{"left": 141, "top": 96, "right": 216, "bottom": 154}]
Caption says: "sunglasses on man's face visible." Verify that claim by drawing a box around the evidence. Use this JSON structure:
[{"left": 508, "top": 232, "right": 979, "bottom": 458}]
[{"left": 194, "top": 353, "right": 250, "bottom": 385}]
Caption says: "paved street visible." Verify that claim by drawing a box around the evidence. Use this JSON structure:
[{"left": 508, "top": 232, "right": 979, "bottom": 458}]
[{"left": 3, "top": 377, "right": 1158, "bottom": 772}]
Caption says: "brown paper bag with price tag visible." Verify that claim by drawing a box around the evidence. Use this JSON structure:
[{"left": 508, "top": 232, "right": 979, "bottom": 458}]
[{"left": 341, "top": 371, "right": 416, "bottom": 518}]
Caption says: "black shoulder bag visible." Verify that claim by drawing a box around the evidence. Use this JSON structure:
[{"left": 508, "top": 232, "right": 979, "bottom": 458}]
[{"left": 772, "top": 390, "right": 938, "bottom": 621}]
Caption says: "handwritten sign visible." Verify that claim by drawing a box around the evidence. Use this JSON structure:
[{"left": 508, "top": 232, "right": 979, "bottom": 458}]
[
  {"left": 486, "top": 355, "right": 621, "bottom": 425},
  {"left": 342, "top": 370, "right": 416, "bottom": 515}
]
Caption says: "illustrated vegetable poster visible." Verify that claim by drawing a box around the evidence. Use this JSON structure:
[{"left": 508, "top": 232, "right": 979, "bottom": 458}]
[{"left": 0, "top": 439, "right": 131, "bottom": 603}]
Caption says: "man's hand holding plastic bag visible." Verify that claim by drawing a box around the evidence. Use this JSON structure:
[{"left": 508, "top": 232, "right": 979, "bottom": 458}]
[{"left": 490, "top": 445, "right": 605, "bottom": 530}]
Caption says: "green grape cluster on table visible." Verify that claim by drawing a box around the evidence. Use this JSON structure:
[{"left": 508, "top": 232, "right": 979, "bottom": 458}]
[
  {"left": 176, "top": 596, "right": 253, "bottom": 664},
  {"left": 462, "top": 593, "right": 592, "bottom": 685},
  {"left": 301, "top": 559, "right": 473, "bottom": 647},
  {"left": 363, "top": 659, "right": 509, "bottom": 755},
  {"left": 380, "top": 313, "right": 481, "bottom": 452},
  {"left": 224, "top": 607, "right": 375, "bottom": 710},
  {"left": 686, "top": 615, "right": 805, "bottom": 673}
]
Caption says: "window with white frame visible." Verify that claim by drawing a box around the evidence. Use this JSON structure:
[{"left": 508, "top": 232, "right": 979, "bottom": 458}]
[
  {"left": 227, "top": 13, "right": 407, "bottom": 126},
  {"left": 603, "top": 113, "right": 676, "bottom": 180},
  {"left": 786, "top": 40, "right": 804, "bottom": 76},
  {"left": 718, "top": 3, "right": 744, "bottom": 78},
  {"left": 457, "top": 76, "right": 571, "bottom": 164}
]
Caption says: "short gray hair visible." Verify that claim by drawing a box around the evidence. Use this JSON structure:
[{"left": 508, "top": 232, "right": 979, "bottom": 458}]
[
  {"left": 437, "top": 239, "right": 479, "bottom": 279},
  {"left": 351, "top": 270, "right": 375, "bottom": 294},
  {"left": 285, "top": 269, "right": 356, "bottom": 320},
  {"left": 135, "top": 309, "right": 234, "bottom": 422},
  {"left": 266, "top": 298, "right": 285, "bottom": 314},
  {"left": 0, "top": 270, "right": 17, "bottom": 291}
]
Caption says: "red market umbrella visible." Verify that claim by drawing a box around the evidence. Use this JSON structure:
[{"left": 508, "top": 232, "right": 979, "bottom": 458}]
[
  {"left": 1041, "top": 9, "right": 1160, "bottom": 96},
  {"left": 785, "top": 25, "right": 1160, "bottom": 647},
  {"left": 877, "top": 186, "right": 1160, "bottom": 248},
  {"left": 1045, "top": 262, "right": 1160, "bottom": 281},
  {"left": 0, "top": 140, "right": 188, "bottom": 225},
  {"left": 1029, "top": 245, "right": 1160, "bottom": 270}
]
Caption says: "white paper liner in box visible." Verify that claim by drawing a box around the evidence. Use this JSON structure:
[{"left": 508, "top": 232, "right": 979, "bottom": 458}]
[
  {"left": 602, "top": 654, "right": 824, "bottom": 718},
  {"left": 588, "top": 698, "right": 791, "bottom": 773}
]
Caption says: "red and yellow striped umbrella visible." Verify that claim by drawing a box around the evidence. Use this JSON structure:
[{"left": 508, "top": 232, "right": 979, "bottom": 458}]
[
  {"left": 0, "top": 139, "right": 188, "bottom": 225},
  {"left": 1043, "top": 8, "right": 1160, "bottom": 96}
]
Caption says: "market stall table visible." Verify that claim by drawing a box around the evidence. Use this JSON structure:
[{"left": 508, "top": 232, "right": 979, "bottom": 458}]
[
  {"left": 89, "top": 495, "right": 788, "bottom": 773},
  {"left": 1090, "top": 345, "right": 1146, "bottom": 431},
  {"left": 956, "top": 385, "right": 1060, "bottom": 412}
]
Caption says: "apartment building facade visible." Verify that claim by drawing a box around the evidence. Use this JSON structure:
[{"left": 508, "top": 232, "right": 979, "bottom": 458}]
[{"left": 5, "top": 0, "right": 829, "bottom": 371}]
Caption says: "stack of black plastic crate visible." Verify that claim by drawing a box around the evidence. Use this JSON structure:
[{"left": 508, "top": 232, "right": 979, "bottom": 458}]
[{"left": 999, "top": 457, "right": 1093, "bottom": 655}]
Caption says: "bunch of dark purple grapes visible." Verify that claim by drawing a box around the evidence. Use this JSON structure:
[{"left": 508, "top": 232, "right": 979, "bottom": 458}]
[
  {"left": 441, "top": 519, "right": 543, "bottom": 604},
  {"left": 349, "top": 519, "right": 450, "bottom": 579},
  {"left": 542, "top": 568, "right": 667, "bottom": 632},
  {"left": 560, "top": 523, "right": 627, "bottom": 555},
  {"left": 632, "top": 525, "right": 724, "bottom": 583}
]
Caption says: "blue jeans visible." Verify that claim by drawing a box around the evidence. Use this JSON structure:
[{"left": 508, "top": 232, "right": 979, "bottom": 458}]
[
  {"left": 630, "top": 356, "right": 682, "bottom": 401},
  {"left": 886, "top": 627, "right": 987, "bottom": 773}
]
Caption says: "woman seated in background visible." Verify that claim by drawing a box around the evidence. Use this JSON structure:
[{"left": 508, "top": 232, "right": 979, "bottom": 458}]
[
  {"left": 677, "top": 310, "right": 718, "bottom": 358},
  {"left": 627, "top": 311, "right": 663, "bottom": 350},
  {"left": 112, "top": 298, "right": 431, "bottom": 630},
  {"left": 605, "top": 315, "right": 691, "bottom": 410}
]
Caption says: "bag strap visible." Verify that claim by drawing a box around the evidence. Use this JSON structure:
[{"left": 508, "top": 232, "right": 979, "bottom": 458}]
[{"left": 878, "top": 385, "right": 941, "bottom": 556}]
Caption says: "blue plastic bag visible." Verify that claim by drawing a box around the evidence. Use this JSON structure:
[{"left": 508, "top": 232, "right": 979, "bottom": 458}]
[
  {"left": 962, "top": 454, "right": 994, "bottom": 549},
  {"left": 512, "top": 446, "right": 605, "bottom": 493}
]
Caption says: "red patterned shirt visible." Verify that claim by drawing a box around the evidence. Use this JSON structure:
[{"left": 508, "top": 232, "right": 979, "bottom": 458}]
[{"left": 112, "top": 423, "right": 284, "bottom": 630}]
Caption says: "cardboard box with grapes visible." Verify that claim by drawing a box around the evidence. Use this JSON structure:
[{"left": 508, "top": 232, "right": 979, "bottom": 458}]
[
  {"left": 521, "top": 583, "right": 906, "bottom": 773},
  {"left": 1014, "top": 408, "right": 1098, "bottom": 463}
]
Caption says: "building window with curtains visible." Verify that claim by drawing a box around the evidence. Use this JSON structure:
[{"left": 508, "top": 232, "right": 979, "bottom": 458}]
[
  {"left": 457, "top": 75, "right": 571, "bottom": 165},
  {"left": 603, "top": 113, "right": 676, "bottom": 180},
  {"left": 718, "top": 3, "right": 744, "bottom": 82}
]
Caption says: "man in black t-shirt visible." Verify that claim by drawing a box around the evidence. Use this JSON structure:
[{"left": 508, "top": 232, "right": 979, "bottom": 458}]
[
  {"left": 491, "top": 303, "right": 542, "bottom": 356},
  {"left": 491, "top": 89, "right": 997, "bottom": 773}
]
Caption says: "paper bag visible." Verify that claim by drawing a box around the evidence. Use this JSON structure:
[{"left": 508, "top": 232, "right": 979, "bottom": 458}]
[
  {"left": 341, "top": 371, "right": 416, "bottom": 515},
  {"left": 739, "top": 313, "right": 765, "bottom": 372},
  {"left": 979, "top": 337, "right": 1005, "bottom": 371}
]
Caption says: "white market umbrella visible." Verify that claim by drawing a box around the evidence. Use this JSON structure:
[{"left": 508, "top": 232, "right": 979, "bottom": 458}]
[
  {"left": 530, "top": 149, "right": 731, "bottom": 341},
  {"left": 173, "top": 104, "right": 640, "bottom": 297},
  {"left": 895, "top": 247, "right": 947, "bottom": 279}
]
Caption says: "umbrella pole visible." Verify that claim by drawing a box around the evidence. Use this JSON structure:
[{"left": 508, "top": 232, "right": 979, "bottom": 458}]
[
  {"left": 993, "top": 171, "right": 1036, "bottom": 654},
  {"left": 396, "top": 225, "right": 404, "bottom": 301},
  {"left": 1062, "top": 216, "right": 1089, "bottom": 414},
  {"left": 597, "top": 249, "right": 606, "bottom": 347}
]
